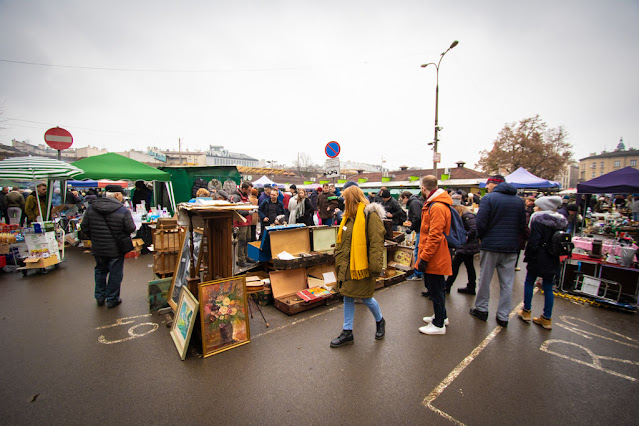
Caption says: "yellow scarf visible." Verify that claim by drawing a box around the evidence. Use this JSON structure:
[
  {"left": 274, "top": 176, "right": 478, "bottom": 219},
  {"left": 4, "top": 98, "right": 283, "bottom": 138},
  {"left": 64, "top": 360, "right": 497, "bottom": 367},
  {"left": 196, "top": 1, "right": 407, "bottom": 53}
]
[{"left": 337, "top": 202, "right": 369, "bottom": 280}]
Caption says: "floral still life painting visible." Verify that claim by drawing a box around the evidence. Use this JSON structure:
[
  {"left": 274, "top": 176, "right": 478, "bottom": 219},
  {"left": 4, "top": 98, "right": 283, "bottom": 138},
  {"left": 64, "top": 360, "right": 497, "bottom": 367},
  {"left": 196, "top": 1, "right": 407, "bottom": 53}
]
[
  {"left": 170, "top": 287, "right": 199, "bottom": 360},
  {"left": 199, "top": 276, "right": 250, "bottom": 357}
]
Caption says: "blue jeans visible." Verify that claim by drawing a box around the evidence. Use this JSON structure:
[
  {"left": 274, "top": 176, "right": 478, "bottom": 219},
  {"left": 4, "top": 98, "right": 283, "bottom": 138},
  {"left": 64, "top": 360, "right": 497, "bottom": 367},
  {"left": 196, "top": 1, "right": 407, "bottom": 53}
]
[
  {"left": 343, "top": 296, "right": 382, "bottom": 330},
  {"left": 94, "top": 255, "right": 125, "bottom": 303},
  {"left": 323, "top": 217, "right": 334, "bottom": 226},
  {"left": 424, "top": 274, "right": 447, "bottom": 327},
  {"left": 412, "top": 232, "right": 423, "bottom": 278},
  {"left": 523, "top": 271, "right": 554, "bottom": 319}
]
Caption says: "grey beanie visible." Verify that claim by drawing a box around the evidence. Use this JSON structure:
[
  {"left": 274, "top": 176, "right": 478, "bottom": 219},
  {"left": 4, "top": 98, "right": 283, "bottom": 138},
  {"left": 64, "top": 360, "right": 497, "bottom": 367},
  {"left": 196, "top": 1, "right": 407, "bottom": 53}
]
[
  {"left": 535, "top": 196, "right": 562, "bottom": 211},
  {"left": 342, "top": 181, "right": 359, "bottom": 190}
]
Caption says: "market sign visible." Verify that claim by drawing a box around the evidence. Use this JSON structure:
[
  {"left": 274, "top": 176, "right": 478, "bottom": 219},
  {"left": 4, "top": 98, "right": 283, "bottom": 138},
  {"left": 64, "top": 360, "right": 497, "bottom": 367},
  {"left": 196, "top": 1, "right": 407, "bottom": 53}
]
[
  {"left": 147, "top": 150, "right": 167, "bottom": 162},
  {"left": 44, "top": 127, "right": 73, "bottom": 150}
]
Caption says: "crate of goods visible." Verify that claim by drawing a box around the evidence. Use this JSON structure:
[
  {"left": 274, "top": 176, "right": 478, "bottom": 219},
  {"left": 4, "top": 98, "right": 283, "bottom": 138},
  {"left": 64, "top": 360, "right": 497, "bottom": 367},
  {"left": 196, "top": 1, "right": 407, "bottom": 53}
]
[
  {"left": 153, "top": 228, "right": 184, "bottom": 252},
  {"left": 153, "top": 252, "right": 179, "bottom": 275},
  {"left": 269, "top": 267, "right": 335, "bottom": 315},
  {"left": 248, "top": 224, "right": 310, "bottom": 262},
  {"left": 157, "top": 217, "right": 178, "bottom": 229}
]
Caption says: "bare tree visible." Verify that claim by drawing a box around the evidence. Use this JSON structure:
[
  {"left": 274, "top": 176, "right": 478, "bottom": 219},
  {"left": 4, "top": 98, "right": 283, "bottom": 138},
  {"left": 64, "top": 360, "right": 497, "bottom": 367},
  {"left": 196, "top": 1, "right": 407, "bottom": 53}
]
[
  {"left": 476, "top": 115, "right": 573, "bottom": 180},
  {"left": 293, "top": 152, "right": 321, "bottom": 178}
]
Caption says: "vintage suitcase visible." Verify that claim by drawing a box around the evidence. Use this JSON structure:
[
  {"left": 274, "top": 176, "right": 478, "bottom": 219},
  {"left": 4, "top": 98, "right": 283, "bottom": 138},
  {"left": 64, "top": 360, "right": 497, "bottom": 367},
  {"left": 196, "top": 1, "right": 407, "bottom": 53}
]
[{"left": 269, "top": 267, "right": 333, "bottom": 315}]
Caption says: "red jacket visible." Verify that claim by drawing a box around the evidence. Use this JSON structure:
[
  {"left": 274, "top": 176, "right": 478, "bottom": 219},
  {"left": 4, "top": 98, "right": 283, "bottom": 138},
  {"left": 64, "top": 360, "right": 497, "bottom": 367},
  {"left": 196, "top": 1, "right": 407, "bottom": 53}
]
[{"left": 415, "top": 189, "right": 453, "bottom": 276}]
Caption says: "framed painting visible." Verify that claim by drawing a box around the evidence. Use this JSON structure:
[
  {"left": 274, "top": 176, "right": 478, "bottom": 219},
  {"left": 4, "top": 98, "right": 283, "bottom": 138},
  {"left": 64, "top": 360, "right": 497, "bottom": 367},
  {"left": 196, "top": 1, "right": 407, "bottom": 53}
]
[
  {"left": 198, "top": 276, "right": 250, "bottom": 357},
  {"left": 168, "top": 228, "right": 203, "bottom": 311},
  {"left": 170, "top": 287, "right": 199, "bottom": 360}
]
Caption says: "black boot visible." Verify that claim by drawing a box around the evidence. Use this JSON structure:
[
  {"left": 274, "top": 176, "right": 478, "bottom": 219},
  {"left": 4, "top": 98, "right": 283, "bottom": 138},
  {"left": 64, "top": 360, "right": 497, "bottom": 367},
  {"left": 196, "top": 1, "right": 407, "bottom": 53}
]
[
  {"left": 457, "top": 286, "right": 476, "bottom": 295},
  {"left": 375, "top": 318, "right": 385, "bottom": 340},
  {"left": 330, "top": 330, "right": 354, "bottom": 348}
]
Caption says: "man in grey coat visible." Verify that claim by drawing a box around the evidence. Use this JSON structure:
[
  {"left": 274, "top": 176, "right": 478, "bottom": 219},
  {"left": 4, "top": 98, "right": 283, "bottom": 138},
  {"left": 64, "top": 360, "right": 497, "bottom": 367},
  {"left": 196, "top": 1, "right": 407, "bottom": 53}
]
[
  {"left": 80, "top": 185, "right": 136, "bottom": 308},
  {"left": 470, "top": 175, "right": 526, "bottom": 327}
]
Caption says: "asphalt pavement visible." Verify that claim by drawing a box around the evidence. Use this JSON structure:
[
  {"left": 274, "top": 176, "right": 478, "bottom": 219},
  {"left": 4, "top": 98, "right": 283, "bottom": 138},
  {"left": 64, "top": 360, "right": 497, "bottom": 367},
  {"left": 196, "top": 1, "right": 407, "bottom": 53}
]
[{"left": 1, "top": 248, "right": 638, "bottom": 425}]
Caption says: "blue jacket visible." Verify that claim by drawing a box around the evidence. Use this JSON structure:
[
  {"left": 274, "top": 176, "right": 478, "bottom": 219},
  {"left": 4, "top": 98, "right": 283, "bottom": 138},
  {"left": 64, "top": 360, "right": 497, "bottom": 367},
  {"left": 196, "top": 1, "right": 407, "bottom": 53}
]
[{"left": 475, "top": 183, "right": 526, "bottom": 253}]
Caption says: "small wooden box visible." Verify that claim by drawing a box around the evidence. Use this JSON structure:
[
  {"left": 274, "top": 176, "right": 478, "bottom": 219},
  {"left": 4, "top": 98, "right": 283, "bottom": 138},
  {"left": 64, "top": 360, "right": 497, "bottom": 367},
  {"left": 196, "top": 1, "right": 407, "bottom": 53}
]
[{"left": 269, "top": 268, "right": 331, "bottom": 315}]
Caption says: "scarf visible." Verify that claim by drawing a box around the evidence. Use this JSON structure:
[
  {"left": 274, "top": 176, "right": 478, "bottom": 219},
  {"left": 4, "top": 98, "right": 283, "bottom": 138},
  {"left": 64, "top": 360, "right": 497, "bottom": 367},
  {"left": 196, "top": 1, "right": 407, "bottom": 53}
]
[
  {"left": 295, "top": 197, "right": 306, "bottom": 219},
  {"left": 337, "top": 202, "right": 369, "bottom": 280}
]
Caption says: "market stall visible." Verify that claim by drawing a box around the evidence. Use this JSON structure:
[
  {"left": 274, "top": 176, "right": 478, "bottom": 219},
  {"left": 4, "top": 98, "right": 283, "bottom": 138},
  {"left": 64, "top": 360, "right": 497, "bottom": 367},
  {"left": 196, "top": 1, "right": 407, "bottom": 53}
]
[
  {"left": 558, "top": 167, "right": 639, "bottom": 308},
  {"left": 0, "top": 156, "right": 85, "bottom": 273}
]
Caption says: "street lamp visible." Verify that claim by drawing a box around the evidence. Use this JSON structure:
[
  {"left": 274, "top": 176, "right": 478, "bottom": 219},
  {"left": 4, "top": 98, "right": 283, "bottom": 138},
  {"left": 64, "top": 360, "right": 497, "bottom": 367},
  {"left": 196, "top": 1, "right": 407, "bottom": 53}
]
[{"left": 421, "top": 40, "right": 458, "bottom": 177}]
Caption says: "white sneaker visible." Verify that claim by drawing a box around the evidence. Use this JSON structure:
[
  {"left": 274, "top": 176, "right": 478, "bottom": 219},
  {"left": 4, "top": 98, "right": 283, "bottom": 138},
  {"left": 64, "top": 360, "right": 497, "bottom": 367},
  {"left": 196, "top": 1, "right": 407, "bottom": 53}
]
[
  {"left": 419, "top": 322, "right": 446, "bottom": 335},
  {"left": 422, "top": 315, "right": 449, "bottom": 326}
]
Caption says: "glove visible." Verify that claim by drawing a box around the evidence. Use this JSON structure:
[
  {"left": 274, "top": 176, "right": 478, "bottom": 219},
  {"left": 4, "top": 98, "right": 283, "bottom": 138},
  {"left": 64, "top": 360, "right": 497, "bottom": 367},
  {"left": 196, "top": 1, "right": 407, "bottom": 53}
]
[{"left": 417, "top": 259, "right": 428, "bottom": 273}]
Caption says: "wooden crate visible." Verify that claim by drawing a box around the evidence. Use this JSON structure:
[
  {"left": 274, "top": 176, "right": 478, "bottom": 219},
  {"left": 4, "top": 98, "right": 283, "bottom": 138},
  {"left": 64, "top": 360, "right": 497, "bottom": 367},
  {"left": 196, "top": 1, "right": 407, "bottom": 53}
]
[
  {"left": 153, "top": 252, "right": 179, "bottom": 276},
  {"left": 153, "top": 228, "right": 184, "bottom": 252}
]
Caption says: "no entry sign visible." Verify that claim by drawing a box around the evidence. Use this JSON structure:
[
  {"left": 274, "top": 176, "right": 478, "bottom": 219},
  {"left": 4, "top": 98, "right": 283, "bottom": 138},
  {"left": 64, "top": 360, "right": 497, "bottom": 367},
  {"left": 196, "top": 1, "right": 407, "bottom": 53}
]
[
  {"left": 44, "top": 127, "right": 73, "bottom": 150},
  {"left": 325, "top": 141, "right": 340, "bottom": 158}
]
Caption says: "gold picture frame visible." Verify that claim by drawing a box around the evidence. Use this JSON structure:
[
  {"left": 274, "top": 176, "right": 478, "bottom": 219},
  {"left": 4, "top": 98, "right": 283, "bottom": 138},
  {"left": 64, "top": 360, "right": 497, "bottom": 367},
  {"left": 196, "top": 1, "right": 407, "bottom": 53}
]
[
  {"left": 169, "top": 287, "right": 199, "bottom": 360},
  {"left": 198, "top": 276, "right": 250, "bottom": 358}
]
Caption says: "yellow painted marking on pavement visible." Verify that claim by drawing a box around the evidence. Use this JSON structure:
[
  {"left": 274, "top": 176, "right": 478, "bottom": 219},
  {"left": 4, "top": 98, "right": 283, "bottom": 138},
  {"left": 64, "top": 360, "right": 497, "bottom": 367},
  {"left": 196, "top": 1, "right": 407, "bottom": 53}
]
[
  {"left": 95, "top": 314, "right": 153, "bottom": 330},
  {"left": 96, "top": 314, "right": 158, "bottom": 344},
  {"left": 556, "top": 315, "right": 639, "bottom": 349},
  {"left": 422, "top": 292, "right": 535, "bottom": 425}
]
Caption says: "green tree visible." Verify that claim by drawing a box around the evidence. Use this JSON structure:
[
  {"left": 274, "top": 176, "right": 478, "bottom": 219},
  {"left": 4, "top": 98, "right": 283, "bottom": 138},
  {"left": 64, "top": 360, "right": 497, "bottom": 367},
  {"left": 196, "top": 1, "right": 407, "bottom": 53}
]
[{"left": 476, "top": 115, "right": 573, "bottom": 180}]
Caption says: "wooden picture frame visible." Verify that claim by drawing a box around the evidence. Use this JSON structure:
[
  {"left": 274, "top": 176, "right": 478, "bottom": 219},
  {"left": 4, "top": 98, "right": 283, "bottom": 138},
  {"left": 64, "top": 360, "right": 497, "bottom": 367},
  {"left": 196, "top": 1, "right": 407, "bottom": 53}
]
[
  {"left": 170, "top": 287, "right": 199, "bottom": 360},
  {"left": 198, "top": 276, "right": 250, "bottom": 357},
  {"left": 168, "top": 228, "right": 203, "bottom": 311}
]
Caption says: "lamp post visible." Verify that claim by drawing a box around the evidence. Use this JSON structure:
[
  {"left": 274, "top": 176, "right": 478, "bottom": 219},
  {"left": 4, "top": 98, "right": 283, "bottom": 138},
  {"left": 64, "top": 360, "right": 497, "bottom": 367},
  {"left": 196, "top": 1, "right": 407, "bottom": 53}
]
[{"left": 421, "top": 40, "right": 458, "bottom": 178}]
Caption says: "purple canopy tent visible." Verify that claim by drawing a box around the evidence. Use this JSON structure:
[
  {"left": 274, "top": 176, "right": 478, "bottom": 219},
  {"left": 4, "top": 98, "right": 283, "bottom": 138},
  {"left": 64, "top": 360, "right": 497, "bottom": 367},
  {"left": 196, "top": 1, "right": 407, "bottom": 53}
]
[{"left": 577, "top": 167, "right": 639, "bottom": 194}]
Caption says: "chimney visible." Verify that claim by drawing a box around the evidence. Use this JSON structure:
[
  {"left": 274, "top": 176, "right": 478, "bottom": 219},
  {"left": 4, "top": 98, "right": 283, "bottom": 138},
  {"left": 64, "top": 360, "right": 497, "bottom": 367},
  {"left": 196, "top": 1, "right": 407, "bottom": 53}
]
[
  {"left": 399, "top": 165, "right": 409, "bottom": 171},
  {"left": 456, "top": 161, "right": 466, "bottom": 168}
]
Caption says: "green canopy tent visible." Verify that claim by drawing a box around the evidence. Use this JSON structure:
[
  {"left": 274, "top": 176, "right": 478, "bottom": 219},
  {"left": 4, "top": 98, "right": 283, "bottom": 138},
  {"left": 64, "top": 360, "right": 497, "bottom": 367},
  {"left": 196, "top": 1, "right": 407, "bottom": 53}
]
[{"left": 71, "top": 153, "right": 176, "bottom": 211}]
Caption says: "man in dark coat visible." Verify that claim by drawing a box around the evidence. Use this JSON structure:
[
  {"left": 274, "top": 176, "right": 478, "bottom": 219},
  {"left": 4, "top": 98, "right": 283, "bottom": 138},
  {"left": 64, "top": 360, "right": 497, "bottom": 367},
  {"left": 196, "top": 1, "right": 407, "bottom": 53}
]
[
  {"left": 80, "top": 185, "right": 136, "bottom": 308},
  {"left": 379, "top": 189, "right": 406, "bottom": 230},
  {"left": 402, "top": 191, "right": 425, "bottom": 280},
  {"left": 258, "top": 189, "right": 285, "bottom": 225},
  {"left": 470, "top": 175, "right": 526, "bottom": 327}
]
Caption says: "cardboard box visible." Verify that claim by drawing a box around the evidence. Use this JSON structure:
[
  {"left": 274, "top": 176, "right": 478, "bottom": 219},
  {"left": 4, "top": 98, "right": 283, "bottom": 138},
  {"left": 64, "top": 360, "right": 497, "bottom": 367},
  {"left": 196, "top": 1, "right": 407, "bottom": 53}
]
[
  {"left": 248, "top": 224, "right": 309, "bottom": 262},
  {"left": 81, "top": 240, "right": 92, "bottom": 248},
  {"left": 0, "top": 243, "right": 9, "bottom": 255},
  {"left": 269, "top": 267, "right": 332, "bottom": 315},
  {"left": 310, "top": 226, "right": 337, "bottom": 253},
  {"left": 387, "top": 246, "right": 414, "bottom": 271},
  {"left": 24, "top": 254, "right": 60, "bottom": 269}
]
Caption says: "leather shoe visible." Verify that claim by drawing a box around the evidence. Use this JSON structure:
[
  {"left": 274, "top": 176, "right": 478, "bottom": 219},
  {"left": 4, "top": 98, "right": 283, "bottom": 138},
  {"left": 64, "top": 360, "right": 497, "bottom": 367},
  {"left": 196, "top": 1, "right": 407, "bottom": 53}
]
[
  {"left": 107, "top": 298, "right": 122, "bottom": 309},
  {"left": 96, "top": 298, "right": 105, "bottom": 306},
  {"left": 457, "top": 287, "right": 476, "bottom": 295},
  {"left": 496, "top": 316, "right": 508, "bottom": 328},
  {"left": 375, "top": 318, "right": 385, "bottom": 340},
  {"left": 330, "top": 330, "right": 354, "bottom": 347},
  {"left": 421, "top": 291, "right": 431, "bottom": 298},
  {"left": 469, "top": 308, "right": 488, "bottom": 321}
]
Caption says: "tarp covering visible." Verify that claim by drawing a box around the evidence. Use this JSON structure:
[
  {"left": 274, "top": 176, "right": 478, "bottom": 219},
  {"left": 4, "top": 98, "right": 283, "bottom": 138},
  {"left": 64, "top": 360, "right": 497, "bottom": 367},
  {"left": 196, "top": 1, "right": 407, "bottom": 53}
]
[
  {"left": 577, "top": 167, "right": 639, "bottom": 194},
  {"left": 71, "top": 153, "right": 170, "bottom": 182},
  {"left": 504, "top": 167, "right": 561, "bottom": 189},
  {"left": 252, "top": 175, "right": 276, "bottom": 188}
]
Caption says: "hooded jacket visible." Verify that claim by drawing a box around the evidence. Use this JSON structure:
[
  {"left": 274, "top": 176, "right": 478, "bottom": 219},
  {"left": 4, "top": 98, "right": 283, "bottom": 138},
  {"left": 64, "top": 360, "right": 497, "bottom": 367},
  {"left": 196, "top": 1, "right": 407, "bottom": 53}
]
[
  {"left": 335, "top": 203, "right": 386, "bottom": 299},
  {"left": 406, "top": 194, "right": 425, "bottom": 232},
  {"left": 5, "top": 190, "right": 25, "bottom": 209},
  {"left": 475, "top": 182, "right": 526, "bottom": 253},
  {"left": 524, "top": 212, "right": 568, "bottom": 277},
  {"left": 80, "top": 197, "right": 136, "bottom": 257},
  {"left": 456, "top": 210, "right": 480, "bottom": 256},
  {"left": 381, "top": 196, "right": 407, "bottom": 227},
  {"left": 416, "top": 189, "right": 453, "bottom": 276}
]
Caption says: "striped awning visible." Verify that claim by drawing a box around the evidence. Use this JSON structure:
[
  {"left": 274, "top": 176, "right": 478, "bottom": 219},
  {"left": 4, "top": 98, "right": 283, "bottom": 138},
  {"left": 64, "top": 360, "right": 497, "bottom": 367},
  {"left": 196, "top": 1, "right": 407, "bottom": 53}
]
[{"left": 0, "top": 156, "right": 84, "bottom": 180}]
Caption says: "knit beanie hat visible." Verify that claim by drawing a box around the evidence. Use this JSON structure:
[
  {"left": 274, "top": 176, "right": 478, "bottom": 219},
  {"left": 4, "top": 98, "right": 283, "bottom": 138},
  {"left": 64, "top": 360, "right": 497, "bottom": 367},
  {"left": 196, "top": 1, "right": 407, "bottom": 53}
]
[
  {"left": 451, "top": 193, "right": 462, "bottom": 206},
  {"left": 535, "top": 196, "right": 562, "bottom": 211},
  {"left": 342, "top": 181, "right": 359, "bottom": 190}
]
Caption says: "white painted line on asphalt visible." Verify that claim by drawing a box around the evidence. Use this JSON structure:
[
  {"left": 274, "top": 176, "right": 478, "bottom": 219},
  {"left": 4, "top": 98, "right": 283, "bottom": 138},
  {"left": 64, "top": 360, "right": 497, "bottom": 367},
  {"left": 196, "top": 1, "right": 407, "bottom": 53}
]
[{"left": 422, "top": 294, "right": 533, "bottom": 425}]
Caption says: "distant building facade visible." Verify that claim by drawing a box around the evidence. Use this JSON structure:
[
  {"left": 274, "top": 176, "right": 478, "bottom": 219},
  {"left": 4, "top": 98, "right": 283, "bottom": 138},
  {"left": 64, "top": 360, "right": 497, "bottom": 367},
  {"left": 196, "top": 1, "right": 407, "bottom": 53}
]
[
  {"left": 578, "top": 138, "right": 638, "bottom": 181},
  {"left": 206, "top": 145, "right": 258, "bottom": 167}
]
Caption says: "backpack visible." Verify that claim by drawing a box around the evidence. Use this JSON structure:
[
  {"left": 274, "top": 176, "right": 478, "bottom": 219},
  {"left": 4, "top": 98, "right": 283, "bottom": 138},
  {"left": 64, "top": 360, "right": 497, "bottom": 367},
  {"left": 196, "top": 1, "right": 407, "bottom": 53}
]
[
  {"left": 546, "top": 230, "right": 574, "bottom": 257},
  {"left": 428, "top": 202, "right": 468, "bottom": 249}
]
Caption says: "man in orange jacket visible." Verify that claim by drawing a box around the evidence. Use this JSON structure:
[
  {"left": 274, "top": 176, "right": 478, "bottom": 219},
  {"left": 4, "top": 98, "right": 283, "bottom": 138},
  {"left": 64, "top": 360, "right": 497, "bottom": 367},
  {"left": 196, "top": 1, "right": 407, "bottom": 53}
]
[{"left": 415, "top": 175, "right": 452, "bottom": 335}]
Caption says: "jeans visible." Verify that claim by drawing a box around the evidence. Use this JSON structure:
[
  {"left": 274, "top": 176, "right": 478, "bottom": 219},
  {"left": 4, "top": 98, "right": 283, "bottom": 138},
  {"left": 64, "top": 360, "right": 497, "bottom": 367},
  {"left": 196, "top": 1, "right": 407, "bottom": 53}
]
[
  {"left": 424, "top": 274, "right": 447, "bottom": 327},
  {"left": 323, "top": 217, "right": 334, "bottom": 226},
  {"left": 446, "top": 252, "right": 476, "bottom": 289},
  {"left": 343, "top": 296, "right": 382, "bottom": 330},
  {"left": 94, "top": 255, "right": 125, "bottom": 303},
  {"left": 474, "top": 250, "right": 517, "bottom": 321},
  {"left": 236, "top": 226, "right": 250, "bottom": 263},
  {"left": 412, "top": 232, "right": 423, "bottom": 278},
  {"left": 523, "top": 271, "right": 555, "bottom": 319}
]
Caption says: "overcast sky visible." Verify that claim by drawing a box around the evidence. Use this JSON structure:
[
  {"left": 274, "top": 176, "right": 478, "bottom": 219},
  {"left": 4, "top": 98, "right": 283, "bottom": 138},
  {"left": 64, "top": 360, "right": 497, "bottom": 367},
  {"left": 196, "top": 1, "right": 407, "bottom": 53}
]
[{"left": 1, "top": 0, "right": 637, "bottom": 172}]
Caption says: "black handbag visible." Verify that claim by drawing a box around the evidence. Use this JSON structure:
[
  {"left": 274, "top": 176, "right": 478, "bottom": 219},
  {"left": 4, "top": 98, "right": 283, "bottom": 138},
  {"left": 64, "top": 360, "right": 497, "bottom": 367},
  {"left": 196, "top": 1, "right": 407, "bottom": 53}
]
[{"left": 99, "top": 211, "right": 134, "bottom": 255}]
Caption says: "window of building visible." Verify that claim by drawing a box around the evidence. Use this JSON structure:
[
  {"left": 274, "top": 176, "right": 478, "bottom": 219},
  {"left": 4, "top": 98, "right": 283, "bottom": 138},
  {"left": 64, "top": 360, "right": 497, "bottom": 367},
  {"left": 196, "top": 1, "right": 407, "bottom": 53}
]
[
  {"left": 592, "top": 171, "right": 596, "bottom": 178},
  {"left": 631, "top": 160, "right": 637, "bottom": 167},
  {"left": 600, "top": 161, "right": 604, "bottom": 168},
  {"left": 614, "top": 161, "right": 621, "bottom": 168}
]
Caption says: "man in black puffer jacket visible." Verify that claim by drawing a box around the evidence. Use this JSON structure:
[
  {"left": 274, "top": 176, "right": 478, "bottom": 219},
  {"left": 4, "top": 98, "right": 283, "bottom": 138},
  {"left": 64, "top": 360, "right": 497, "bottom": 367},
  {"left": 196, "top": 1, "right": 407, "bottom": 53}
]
[
  {"left": 403, "top": 191, "right": 425, "bottom": 280},
  {"left": 81, "top": 185, "right": 136, "bottom": 309},
  {"left": 470, "top": 175, "right": 526, "bottom": 328}
]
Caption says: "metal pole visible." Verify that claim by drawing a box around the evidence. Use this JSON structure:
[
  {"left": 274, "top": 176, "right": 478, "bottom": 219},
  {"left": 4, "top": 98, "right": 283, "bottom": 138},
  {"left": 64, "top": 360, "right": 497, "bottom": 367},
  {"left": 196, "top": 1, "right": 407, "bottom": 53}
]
[{"left": 433, "top": 77, "right": 439, "bottom": 177}]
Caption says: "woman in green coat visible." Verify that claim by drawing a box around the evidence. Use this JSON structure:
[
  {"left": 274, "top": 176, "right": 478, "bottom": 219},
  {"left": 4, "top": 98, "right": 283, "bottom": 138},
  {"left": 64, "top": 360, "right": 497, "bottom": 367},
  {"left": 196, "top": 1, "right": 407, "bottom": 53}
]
[{"left": 330, "top": 183, "right": 387, "bottom": 348}]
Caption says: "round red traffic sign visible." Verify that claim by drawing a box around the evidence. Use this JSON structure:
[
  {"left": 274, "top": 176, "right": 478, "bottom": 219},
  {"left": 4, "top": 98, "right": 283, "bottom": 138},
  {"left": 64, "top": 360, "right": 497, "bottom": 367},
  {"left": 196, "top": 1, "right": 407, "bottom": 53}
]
[
  {"left": 44, "top": 127, "right": 73, "bottom": 150},
  {"left": 325, "top": 141, "right": 340, "bottom": 158}
]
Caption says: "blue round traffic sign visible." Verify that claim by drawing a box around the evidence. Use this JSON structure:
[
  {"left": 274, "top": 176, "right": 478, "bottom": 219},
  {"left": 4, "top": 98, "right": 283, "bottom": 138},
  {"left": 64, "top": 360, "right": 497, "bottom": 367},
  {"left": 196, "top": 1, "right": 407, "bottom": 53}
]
[{"left": 325, "top": 141, "right": 340, "bottom": 158}]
